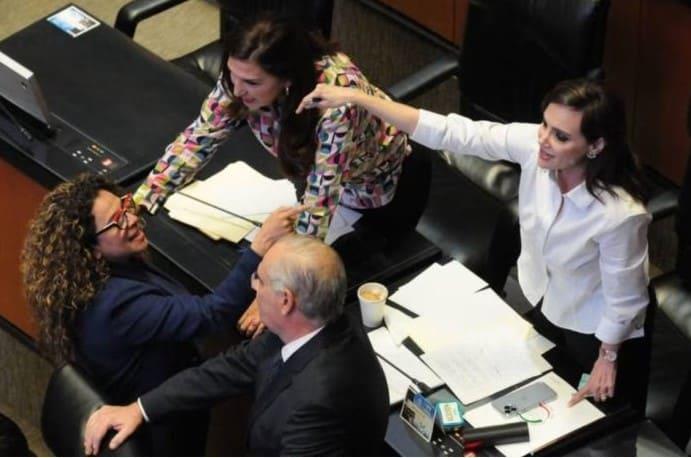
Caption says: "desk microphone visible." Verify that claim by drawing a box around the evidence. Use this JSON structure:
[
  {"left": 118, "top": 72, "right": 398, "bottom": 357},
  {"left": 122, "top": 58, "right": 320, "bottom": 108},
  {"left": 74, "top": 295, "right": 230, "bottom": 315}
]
[
  {"left": 457, "top": 421, "right": 529, "bottom": 448},
  {"left": 376, "top": 354, "right": 433, "bottom": 395}
]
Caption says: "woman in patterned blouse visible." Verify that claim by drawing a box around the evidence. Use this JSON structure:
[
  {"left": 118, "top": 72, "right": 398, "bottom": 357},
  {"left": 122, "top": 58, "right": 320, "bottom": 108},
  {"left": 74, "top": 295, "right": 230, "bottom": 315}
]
[{"left": 133, "top": 14, "right": 427, "bottom": 243}]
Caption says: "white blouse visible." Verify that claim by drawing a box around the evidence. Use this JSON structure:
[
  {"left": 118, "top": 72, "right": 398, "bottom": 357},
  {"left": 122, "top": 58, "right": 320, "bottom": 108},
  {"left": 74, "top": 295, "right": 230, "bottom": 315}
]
[{"left": 412, "top": 110, "right": 651, "bottom": 344}]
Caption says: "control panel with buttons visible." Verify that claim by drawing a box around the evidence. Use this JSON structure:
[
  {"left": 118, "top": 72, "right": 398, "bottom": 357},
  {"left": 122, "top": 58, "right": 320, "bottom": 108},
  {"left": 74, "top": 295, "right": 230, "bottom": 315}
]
[{"left": 69, "top": 141, "right": 126, "bottom": 175}]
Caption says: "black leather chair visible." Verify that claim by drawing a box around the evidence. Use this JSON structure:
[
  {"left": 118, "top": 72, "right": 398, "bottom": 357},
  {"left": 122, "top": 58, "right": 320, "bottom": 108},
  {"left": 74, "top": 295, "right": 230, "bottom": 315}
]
[
  {"left": 391, "top": 0, "right": 677, "bottom": 290},
  {"left": 650, "top": 273, "right": 691, "bottom": 452},
  {"left": 115, "top": 0, "right": 334, "bottom": 87},
  {"left": 42, "top": 364, "right": 150, "bottom": 457},
  {"left": 390, "top": 0, "right": 611, "bottom": 291},
  {"left": 677, "top": 143, "right": 691, "bottom": 286},
  {"left": 647, "top": 118, "right": 691, "bottom": 451},
  {"left": 0, "top": 411, "right": 31, "bottom": 456}
]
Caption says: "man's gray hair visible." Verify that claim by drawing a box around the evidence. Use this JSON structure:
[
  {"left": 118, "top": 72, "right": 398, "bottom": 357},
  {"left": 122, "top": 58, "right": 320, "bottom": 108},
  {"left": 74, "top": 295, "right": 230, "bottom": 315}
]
[{"left": 266, "top": 234, "right": 346, "bottom": 324}]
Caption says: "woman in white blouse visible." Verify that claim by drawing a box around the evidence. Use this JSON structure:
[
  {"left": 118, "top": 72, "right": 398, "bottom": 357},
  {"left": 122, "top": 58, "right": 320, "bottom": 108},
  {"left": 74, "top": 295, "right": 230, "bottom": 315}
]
[{"left": 298, "top": 79, "right": 651, "bottom": 411}]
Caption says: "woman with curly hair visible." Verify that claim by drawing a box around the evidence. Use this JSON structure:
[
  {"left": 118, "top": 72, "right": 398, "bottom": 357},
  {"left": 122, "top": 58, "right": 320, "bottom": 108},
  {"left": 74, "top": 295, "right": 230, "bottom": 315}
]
[{"left": 21, "top": 173, "right": 299, "bottom": 455}]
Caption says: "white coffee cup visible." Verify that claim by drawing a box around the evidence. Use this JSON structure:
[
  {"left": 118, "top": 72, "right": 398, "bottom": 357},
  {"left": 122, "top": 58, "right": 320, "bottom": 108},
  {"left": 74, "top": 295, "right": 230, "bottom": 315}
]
[{"left": 357, "top": 282, "right": 388, "bottom": 328}]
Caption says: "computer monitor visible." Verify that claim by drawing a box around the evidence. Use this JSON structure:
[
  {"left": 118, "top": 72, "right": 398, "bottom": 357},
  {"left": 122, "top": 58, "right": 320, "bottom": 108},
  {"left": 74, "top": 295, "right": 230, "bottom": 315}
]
[{"left": 0, "top": 50, "right": 53, "bottom": 129}]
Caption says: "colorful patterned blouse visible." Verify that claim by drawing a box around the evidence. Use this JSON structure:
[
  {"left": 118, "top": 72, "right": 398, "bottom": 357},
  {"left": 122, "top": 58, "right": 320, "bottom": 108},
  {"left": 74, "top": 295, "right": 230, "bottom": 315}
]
[{"left": 133, "top": 52, "right": 410, "bottom": 239}]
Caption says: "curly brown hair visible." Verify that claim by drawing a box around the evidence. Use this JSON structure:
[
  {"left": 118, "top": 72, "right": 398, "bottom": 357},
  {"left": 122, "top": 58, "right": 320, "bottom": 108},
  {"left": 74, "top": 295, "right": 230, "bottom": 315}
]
[{"left": 21, "top": 174, "right": 121, "bottom": 364}]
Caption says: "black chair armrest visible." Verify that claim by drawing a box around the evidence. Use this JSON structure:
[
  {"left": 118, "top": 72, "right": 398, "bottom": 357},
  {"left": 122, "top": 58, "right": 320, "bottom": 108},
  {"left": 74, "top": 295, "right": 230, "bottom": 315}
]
[
  {"left": 652, "top": 272, "right": 691, "bottom": 340},
  {"left": 644, "top": 166, "right": 680, "bottom": 221},
  {"left": 649, "top": 189, "right": 679, "bottom": 221},
  {"left": 387, "top": 54, "right": 458, "bottom": 102},
  {"left": 42, "top": 364, "right": 151, "bottom": 456},
  {"left": 115, "top": 0, "right": 190, "bottom": 37}
]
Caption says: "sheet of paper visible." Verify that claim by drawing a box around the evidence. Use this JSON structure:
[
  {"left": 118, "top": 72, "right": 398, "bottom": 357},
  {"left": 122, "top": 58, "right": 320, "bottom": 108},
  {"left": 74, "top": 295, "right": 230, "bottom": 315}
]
[
  {"left": 384, "top": 305, "right": 414, "bottom": 345},
  {"left": 525, "top": 327, "right": 556, "bottom": 355},
  {"left": 408, "top": 288, "right": 533, "bottom": 353},
  {"left": 167, "top": 208, "right": 254, "bottom": 243},
  {"left": 389, "top": 262, "right": 488, "bottom": 316},
  {"left": 377, "top": 357, "right": 413, "bottom": 405},
  {"left": 420, "top": 336, "right": 551, "bottom": 404},
  {"left": 463, "top": 372, "right": 605, "bottom": 456},
  {"left": 368, "top": 327, "right": 443, "bottom": 390},
  {"left": 167, "top": 211, "right": 221, "bottom": 240},
  {"left": 164, "top": 162, "right": 298, "bottom": 242},
  {"left": 196, "top": 161, "right": 298, "bottom": 216}
]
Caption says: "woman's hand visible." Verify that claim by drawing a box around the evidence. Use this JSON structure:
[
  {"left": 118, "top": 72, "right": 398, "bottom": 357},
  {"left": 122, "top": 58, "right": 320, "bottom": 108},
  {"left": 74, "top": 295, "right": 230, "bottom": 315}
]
[
  {"left": 296, "top": 84, "right": 362, "bottom": 114},
  {"left": 569, "top": 345, "right": 618, "bottom": 406},
  {"left": 237, "top": 299, "right": 265, "bottom": 339},
  {"left": 250, "top": 205, "right": 307, "bottom": 257}
]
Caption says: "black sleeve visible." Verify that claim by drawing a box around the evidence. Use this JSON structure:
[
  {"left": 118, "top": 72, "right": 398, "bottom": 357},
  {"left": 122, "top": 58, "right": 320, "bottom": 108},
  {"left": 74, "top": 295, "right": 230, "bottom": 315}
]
[{"left": 140, "top": 332, "right": 278, "bottom": 420}]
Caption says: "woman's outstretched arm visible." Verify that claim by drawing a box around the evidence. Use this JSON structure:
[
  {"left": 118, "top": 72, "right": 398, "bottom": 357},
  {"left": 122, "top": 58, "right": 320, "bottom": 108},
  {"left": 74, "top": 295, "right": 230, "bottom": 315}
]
[{"left": 297, "top": 84, "right": 420, "bottom": 134}]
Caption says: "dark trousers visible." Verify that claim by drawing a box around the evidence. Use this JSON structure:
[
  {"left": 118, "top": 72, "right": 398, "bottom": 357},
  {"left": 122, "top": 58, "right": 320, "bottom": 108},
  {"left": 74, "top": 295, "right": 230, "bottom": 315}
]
[
  {"left": 333, "top": 150, "right": 431, "bottom": 260},
  {"left": 357, "top": 149, "right": 431, "bottom": 234},
  {"left": 527, "top": 302, "right": 652, "bottom": 416}
]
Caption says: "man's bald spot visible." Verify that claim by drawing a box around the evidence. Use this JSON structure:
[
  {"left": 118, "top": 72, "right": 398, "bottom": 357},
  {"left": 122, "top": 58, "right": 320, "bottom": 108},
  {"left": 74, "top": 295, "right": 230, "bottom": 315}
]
[{"left": 270, "top": 235, "right": 343, "bottom": 278}]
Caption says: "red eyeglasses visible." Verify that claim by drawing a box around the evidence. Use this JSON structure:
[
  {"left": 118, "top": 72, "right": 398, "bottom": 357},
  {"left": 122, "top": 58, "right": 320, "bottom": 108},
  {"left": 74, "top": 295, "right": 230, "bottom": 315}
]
[{"left": 95, "top": 193, "right": 143, "bottom": 236}]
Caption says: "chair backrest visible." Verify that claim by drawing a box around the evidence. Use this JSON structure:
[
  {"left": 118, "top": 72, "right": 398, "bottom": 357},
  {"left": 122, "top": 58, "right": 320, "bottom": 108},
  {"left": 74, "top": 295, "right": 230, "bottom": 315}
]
[
  {"left": 173, "top": 0, "right": 335, "bottom": 86},
  {"left": 219, "top": 0, "right": 334, "bottom": 39},
  {"left": 41, "top": 364, "right": 150, "bottom": 457},
  {"left": 676, "top": 103, "right": 691, "bottom": 285},
  {"left": 459, "top": 0, "right": 610, "bottom": 123}
]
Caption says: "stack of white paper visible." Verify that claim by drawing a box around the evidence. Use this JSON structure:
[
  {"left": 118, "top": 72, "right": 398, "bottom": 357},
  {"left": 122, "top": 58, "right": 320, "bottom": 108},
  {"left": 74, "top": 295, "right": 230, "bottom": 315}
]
[
  {"left": 463, "top": 372, "right": 605, "bottom": 456},
  {"left": 402, "top": 285, "right": 553, "bottom": 404},
  {"left": 164, "top": 161, "right": 298, "bottom": 243},
  {"left": 420, "top": 336, "right": 552, "bottom": 404},
  {"left": 389, "top": 262, "right": 488, "bottom": 316},
  {"left": 408, "top": 288, "right": 535, "bottom": 349}
]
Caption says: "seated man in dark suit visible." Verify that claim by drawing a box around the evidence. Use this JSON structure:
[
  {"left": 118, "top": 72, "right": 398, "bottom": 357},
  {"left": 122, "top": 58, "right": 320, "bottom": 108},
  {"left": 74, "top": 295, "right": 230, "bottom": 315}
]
[{"left": 84, "top": 234, "right": 389, "bottom": 456}]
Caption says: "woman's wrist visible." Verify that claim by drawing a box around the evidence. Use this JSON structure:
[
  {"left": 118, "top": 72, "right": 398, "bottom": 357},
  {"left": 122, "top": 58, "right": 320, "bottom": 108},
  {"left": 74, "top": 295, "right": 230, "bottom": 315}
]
[
  {"left": 351, "top": 90, "right": 367, "bottom": 107},
  {"left": 600, "top": 342, "right": 620, "bottom": 352},
  {"left": 598, "top": 342, "right": 621, "bottom": 363}
]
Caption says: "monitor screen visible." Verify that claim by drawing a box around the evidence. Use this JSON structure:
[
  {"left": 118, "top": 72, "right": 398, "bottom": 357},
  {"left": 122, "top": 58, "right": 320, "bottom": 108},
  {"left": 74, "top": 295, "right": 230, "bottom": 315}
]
[{"left": 0, "top": 50, "right": 52, "bottom": 128}]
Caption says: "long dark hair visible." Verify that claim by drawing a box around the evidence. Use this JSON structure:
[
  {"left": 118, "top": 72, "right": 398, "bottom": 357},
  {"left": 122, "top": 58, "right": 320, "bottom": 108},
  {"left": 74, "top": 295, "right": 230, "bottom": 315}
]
[
  {"left": 21, "top": 174, "right": 120, "bottom": 364},
  {"left": 541, "top": 79, "right": 647, "bottom": 203},
  {"left": 221, "top": 14, "right": 336, "bottom": 179}
]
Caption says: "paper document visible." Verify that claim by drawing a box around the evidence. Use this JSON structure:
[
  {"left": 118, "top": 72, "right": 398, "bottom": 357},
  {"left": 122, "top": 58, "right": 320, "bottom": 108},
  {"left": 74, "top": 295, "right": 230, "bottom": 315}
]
[
  {"left": 526, "top": 327, "right": 556, "bottom": 355},
  {"left": 368, "top": 327, "right": 443, "bottom": 390},
  {"left": 383, "top": 305, "right": 414, "bottom": 345},
  {"left": 389, "top": 262, "right": 488, "bottom": 316},
  {"left": 463, "top": 372, "right": 605, "bottom": 456},
  {"left": 165, "top": 180, "right": 255, "bottom": 243},
  {"left": 377, "top": 357, "right": 413, "bottom": 405},
  {"left": 405, "top": 286, "right": 553, "bottom": 404},
  {"left": 164, "top": 162, "right": 297, "bottom": 242},
  {"left": 420, "top": 336, "right": 551, "bottom": 404},
  {"left": 408, "top": 288, "right": 534, "bottom": 352}
]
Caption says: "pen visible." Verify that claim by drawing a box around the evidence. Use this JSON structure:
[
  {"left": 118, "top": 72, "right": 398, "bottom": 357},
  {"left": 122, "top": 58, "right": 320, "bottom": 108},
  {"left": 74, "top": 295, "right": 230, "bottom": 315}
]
[{"left": 176, "top": 191, "right": 264, "bottom": 227}]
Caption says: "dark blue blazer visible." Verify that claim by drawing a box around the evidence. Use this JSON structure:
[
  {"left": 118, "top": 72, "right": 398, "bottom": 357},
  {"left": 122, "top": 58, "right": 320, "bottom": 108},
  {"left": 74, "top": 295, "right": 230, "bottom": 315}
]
[{"left": 74, "top": 248, "right": 260, "bottom": 403}]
